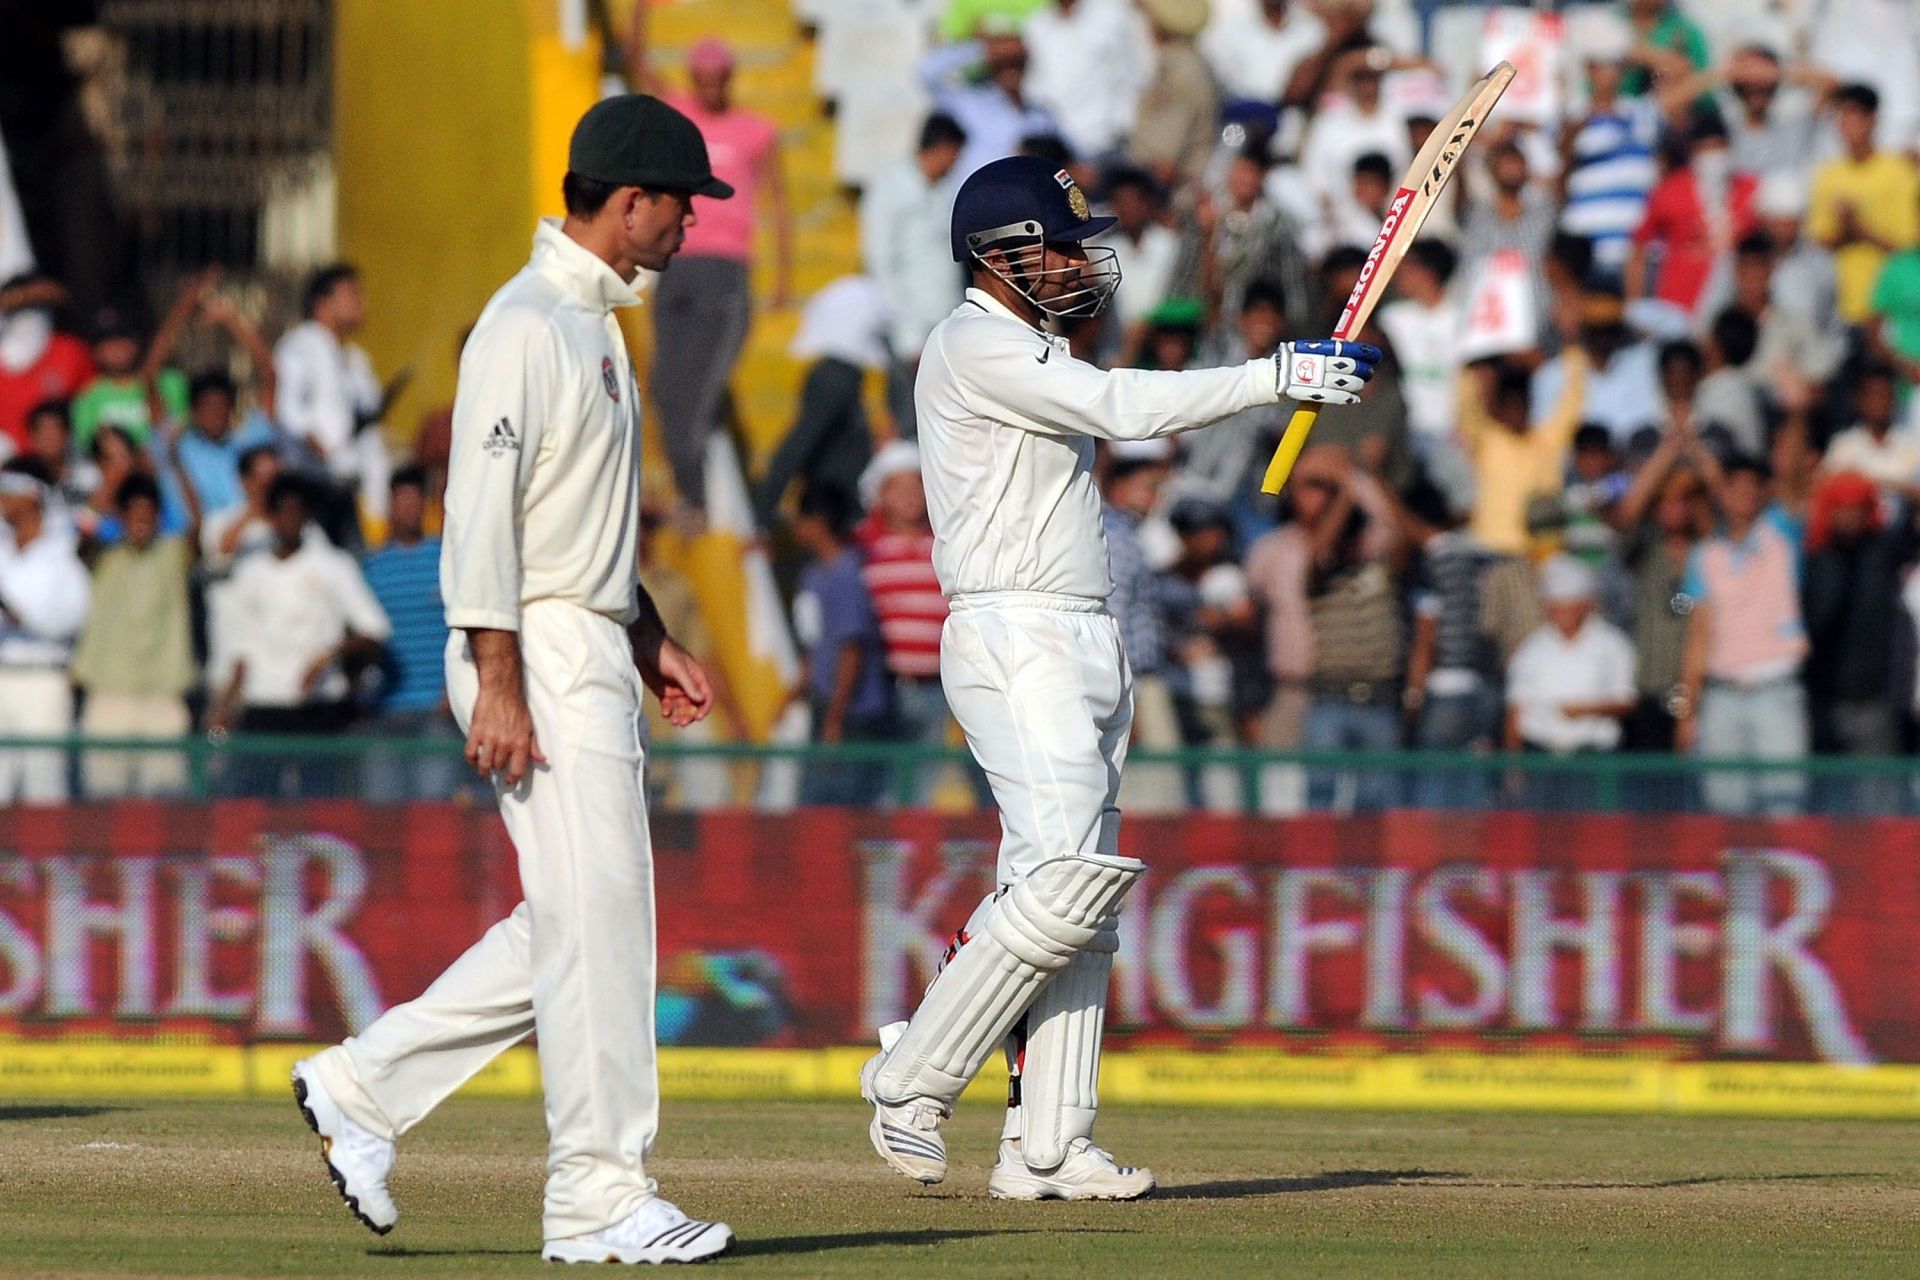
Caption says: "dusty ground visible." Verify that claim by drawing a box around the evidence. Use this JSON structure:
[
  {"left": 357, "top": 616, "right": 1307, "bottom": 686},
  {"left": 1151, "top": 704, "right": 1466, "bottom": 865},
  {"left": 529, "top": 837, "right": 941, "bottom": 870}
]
[{"left": 1, "top": 1097, "right": 1915, "bottom": 1278}]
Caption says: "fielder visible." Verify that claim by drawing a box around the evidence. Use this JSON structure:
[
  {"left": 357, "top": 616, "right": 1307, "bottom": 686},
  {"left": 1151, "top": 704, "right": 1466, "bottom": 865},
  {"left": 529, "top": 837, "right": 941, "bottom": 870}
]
[
  {"left": 290, "top": 96, "right": 735, "bottom": 1265},
  {"left": 860, "top": 155, "right": 1379, "bottom": 1199}
]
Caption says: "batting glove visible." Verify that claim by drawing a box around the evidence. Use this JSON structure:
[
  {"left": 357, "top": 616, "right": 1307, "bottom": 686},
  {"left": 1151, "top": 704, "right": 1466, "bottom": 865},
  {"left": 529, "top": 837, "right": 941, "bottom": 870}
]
[{"left": 1275, "top": 340, "right": 1382, "bottom": 406}]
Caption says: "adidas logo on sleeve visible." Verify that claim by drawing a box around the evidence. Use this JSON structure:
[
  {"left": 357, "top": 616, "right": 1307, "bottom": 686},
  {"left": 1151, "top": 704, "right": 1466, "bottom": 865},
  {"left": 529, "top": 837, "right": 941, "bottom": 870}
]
[{"left": 482, "top": 416, "right": 520, "bottom": 456}]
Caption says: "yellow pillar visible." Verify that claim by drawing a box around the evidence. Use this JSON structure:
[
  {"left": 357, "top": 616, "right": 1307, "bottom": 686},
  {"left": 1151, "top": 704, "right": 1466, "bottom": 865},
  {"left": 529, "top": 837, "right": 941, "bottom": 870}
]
[
  {"left": 335, "top": 0, "right": 597, "bottom": 442},
  {"left": 335, "top": 5, "right": 792, "bottom": 741},
  {"left": 521, "top": 0, "right": 604, "bottom": 221}
]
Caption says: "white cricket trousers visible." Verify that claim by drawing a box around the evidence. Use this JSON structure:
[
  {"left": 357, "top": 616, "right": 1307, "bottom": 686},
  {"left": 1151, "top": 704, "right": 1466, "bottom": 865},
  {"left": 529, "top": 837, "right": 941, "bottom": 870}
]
[
  {"left": 305, "top": 600, "right": 658, "bottom": 1240},
  {"left": 939, "top": 593, "right": 1134, "bottom": 1155},
  {"left": 941, "top": 592, "right": 1134, "bottom": 877}
]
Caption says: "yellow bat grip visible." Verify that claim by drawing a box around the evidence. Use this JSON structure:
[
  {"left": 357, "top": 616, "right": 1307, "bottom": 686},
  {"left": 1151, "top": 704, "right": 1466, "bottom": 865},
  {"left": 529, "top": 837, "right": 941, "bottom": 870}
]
[{"left": 1260, "top": 405, "right": 1321, "bottom": 494}]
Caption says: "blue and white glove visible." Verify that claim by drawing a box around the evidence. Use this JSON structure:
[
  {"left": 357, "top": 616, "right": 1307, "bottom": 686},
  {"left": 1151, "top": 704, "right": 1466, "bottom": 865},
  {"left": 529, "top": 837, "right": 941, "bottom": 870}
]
[{"left": 1275, "top": 339, "right": 1383, "bottom": 406}]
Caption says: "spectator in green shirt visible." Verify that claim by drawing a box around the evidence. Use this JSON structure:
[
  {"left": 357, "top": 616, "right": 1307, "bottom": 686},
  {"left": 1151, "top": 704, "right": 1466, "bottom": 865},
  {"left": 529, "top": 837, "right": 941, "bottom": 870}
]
[
  {"left": 1621, "top": 0, "right": 1710, "bottom": 99},
  {"left": 69, "top": 473, "right": 197, "bottom": 798},
  {"left": 69, "top": 305, "right": 186, "bottom": 453},
  {"left": 68, "top": 270, "right": 230, "bottom": 454},
  {"left": 1870, "top": 237, "right": 1920, "bottom": 410}
]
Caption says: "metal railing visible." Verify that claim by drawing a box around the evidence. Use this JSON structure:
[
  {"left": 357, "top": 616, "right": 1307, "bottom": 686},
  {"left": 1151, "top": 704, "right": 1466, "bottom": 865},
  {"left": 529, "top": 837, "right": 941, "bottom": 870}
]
[{"left": 2, "top": 736, "right": 1917, "bottom": 817}]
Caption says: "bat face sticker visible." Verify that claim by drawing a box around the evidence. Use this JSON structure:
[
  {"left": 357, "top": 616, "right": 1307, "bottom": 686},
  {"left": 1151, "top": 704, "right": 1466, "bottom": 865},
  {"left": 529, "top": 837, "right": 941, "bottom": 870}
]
[{"left": 1424, "top": 116, "right": 1478, "bottom": 197}]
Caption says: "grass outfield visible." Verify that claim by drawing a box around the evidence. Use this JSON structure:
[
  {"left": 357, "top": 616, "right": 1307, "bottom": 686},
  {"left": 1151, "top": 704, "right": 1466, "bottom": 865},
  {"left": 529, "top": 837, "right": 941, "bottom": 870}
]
[{"left": 1, "top": 1097, "right": 1915, "bottom": 1278}]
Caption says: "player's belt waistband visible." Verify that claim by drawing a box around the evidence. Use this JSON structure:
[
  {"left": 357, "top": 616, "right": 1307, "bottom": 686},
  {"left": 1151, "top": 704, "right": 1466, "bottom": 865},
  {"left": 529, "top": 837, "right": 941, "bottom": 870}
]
[{"left": 947, "top": 590, "right": 1107, "bottom": 614}]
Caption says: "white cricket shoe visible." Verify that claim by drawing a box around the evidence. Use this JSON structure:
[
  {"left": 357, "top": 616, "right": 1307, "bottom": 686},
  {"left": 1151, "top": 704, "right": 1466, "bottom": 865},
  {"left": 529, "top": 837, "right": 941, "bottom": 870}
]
[
  {"left": 291, "top": 1059, "right": 398, "bottom": 1234},
  {"left": 987, "top": 1136, "right": 1156, "bottom": 1201},
  {"left": 542, "top": 1197, "right": 734, "bottom": 1265},
  {"left": 859, "top": 1022, "right": 951, "bottom": 1185}
]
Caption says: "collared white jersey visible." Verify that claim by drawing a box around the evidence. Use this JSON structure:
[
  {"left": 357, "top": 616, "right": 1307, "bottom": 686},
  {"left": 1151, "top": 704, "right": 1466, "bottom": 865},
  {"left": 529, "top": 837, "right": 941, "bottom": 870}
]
[
  {"left": 273, "top": 319, "right": 382, "bottom": 482},
  {"left": 915, "top": 288, "right": 1281, "bottom": 600},
  {"left": 442, "top": 219, "right": 648, "bottom": 633}
]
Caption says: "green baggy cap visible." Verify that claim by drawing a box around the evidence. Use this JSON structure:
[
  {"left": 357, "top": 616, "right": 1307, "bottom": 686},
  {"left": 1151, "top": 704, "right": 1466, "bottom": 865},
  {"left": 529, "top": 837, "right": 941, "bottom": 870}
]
[{"left": 569, "top": 94, "right": 735, "bottom": 199}]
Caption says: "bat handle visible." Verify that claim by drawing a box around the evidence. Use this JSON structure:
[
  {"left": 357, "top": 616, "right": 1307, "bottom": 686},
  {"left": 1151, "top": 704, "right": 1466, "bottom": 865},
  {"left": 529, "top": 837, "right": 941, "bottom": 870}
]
[{"left": 1260, "top": 405, "right": 1321, "bottom": 495}]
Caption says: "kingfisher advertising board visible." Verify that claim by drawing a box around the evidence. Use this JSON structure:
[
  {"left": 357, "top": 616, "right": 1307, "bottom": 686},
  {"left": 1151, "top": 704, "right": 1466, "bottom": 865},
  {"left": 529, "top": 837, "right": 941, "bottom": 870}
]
[{"left": 0, "top": 804, "right": 1911, "bottom": 1072}]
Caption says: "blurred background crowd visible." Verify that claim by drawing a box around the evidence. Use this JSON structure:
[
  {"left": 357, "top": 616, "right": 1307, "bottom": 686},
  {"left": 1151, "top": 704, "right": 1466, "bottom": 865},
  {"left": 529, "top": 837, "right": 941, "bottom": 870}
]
[{"left": 5, "top": 0, "right": 1920, "bottom": 817}]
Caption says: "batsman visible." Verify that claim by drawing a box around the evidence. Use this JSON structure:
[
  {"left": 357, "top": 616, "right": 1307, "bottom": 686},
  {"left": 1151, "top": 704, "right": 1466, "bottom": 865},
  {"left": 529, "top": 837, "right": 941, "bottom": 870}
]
[{"left": 860, "top": 155, "right": 1380, "bottom": 1199}]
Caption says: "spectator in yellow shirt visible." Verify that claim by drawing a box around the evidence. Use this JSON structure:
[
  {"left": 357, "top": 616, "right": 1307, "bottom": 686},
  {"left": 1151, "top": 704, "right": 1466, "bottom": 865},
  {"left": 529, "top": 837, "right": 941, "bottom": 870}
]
[
  {"left": 1460, "top": 348, "right": 1590, "bottom": 556},
  {"left": 1808, "top": 82, "right": 1920, "bottom": 324}
]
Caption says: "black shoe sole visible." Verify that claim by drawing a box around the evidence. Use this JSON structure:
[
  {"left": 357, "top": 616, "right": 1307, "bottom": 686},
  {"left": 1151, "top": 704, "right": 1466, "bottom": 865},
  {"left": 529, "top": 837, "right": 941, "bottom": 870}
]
[{"left": 292, "top": 1072, "right": 394, "bottom": 1236}]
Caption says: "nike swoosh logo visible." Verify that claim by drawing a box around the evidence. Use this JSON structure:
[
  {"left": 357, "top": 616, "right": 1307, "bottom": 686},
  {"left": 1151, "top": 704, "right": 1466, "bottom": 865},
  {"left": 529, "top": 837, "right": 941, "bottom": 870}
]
[{"left": 1036, "top": 346, "right": 1050, "bottom": 364}]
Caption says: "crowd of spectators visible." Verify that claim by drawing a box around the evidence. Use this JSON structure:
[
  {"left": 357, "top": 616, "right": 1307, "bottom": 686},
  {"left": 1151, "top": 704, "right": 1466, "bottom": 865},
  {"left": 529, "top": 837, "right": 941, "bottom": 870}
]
[
  {"left": 760, "top": 0, "right": 1920, "bottom": 816},
  {"left": 12, "top": 0, "right": 1920, "bottom": 817},
  {"left": 0, "top": 264, "right": 441, "bottom": 803}
]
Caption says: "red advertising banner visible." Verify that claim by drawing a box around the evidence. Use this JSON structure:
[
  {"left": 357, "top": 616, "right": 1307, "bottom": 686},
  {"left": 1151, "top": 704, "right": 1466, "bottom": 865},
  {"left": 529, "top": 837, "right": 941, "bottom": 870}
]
[{"left": 1, "top": 804, "right": 1915, "bottom": 1065}]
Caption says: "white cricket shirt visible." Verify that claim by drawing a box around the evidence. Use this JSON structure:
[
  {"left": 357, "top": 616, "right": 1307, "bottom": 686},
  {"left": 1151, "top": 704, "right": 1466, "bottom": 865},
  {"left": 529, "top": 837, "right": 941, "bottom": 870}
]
[
  {"left": 915, "top": 288, "right": 1280, "bottom": 600},
  {"left": 225, "top": 539, "right": 392, "bottom": 705},
  {"left": 1506, "top": 616, "right": 1636, "bottom": 753},
  {"left": 273, "top": 319, "right": 383, "bottom": 484},
  {"left": 442, "top": 220, "right": 647, "bottom": 632}
]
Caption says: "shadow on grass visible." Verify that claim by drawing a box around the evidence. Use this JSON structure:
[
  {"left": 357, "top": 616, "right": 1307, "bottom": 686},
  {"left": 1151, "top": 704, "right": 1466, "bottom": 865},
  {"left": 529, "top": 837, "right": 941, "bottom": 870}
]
[
  {"left": 1533, "top": 1171, "right": 1880, "bottom": 1191},
  {"left": 369, "top": 1248, "right": 528, "bottom": 1260},
  {"left": 0, "top": 1105, "right": 123, "bottom": 1122},
  {"left": 738, "top": 1228, "right": 1130, "bottom": 1257},
  {"left": 369, "top": 1229, "right": 1115, "bottom": 1263},
  {"left": 1159, "top": 1169, "right": 1466, "bottom": 1199}
]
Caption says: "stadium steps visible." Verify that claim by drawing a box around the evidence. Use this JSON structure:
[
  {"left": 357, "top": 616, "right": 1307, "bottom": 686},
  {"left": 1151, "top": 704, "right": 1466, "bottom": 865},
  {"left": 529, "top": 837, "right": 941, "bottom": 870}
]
[
  {"left": 639, "top": 0, "right": 896, "bottom": 764},
  {"left": 647, "top": 0, "right": 862, "bottom": 465}
]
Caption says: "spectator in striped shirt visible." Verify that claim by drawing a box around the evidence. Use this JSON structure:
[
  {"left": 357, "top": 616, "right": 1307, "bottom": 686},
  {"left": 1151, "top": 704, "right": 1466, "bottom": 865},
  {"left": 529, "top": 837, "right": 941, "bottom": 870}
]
[
  {"left": 1675, "top": 457, "right": 1810, "bottom": 815},
  {"left": 1458, "top": 140, "right": 1557, "bottom": 346},
  {"left": 360, "top": 466, "right": 459, "bottom": 802},
  {"left": 1559, "top": 14, "right": 1660, "bottom": 282},
  {"left": 1297, "top": 464, "right": 1406, "bottom": 811},
  {"left": 1401, "top": 481, "right": 1502, "bottom": 806},
  {"left": 855, "top": 443, "right": 955, "bottom": 805}
]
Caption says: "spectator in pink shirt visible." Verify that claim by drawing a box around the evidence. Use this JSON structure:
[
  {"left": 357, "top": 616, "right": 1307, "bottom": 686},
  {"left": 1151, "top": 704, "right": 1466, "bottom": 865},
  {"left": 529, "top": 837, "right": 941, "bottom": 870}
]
[{"left": 627, "top": 21, "right": 793, "bottom": 526}]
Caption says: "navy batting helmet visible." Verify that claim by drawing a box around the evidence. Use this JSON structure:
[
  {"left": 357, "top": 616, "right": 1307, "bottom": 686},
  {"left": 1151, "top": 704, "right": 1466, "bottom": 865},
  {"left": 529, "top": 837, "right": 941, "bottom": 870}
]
[{"left": 948, "top": 155, "right": 1115, "bottom": 263}]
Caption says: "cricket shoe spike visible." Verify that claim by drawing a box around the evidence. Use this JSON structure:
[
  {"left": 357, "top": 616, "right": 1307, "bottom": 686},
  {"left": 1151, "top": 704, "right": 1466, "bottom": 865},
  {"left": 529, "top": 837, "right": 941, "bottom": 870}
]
[
  {"left": 542, "top": 1197, "right": 734, "bottom": 1265},
  {"left": 860, "top": 1020, "right": 951, "bottom": 1185},
  {"left": 987, "top": 1135, "right": 1156, "bottom": 1201},
  {"left": 291, "top": 1059, "right": 398, "bottom": 1234}
]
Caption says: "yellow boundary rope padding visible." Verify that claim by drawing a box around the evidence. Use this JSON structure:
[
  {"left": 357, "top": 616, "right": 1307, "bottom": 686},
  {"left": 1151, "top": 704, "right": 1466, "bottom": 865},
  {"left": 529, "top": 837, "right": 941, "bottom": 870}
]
[{"left": 5, "top": 1043, "right": 1918, "bottom": 1119}]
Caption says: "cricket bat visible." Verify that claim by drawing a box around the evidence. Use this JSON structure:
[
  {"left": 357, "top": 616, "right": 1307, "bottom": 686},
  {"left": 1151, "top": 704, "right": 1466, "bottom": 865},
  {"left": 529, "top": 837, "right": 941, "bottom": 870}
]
[{"left": 1258, "top": 61, "right": 1517, "bottom": 495}]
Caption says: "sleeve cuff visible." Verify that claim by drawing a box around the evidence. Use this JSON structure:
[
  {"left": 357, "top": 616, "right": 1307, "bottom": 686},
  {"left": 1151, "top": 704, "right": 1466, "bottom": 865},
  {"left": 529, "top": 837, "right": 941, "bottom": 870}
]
[
  {"left": 445, "top": 607, "right": 521, "bottom": 632},
  {"left": 1251, "top": 358, "right": 1282, "bottom": 406}
]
